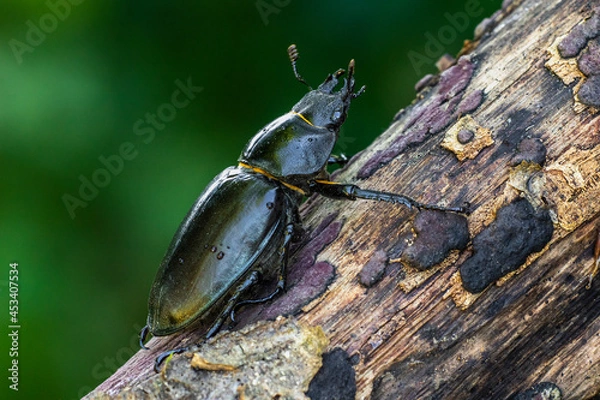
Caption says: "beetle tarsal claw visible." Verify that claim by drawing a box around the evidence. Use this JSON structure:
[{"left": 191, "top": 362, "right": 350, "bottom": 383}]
[
  {"left": 154, "top": 347, "right": 188, "bottom": 373},
  {"left": 139, "top": 325, "right": 150, "bottom": 350}
]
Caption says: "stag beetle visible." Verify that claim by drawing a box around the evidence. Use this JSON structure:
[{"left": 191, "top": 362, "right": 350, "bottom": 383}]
[{"left": 139, "top": 45, "right": 467, "bottom": 370}]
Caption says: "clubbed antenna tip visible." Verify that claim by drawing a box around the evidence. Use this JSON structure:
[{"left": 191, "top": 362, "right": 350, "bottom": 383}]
[{"left": 287, "top": 44, "right": 300, "bottom": 63}]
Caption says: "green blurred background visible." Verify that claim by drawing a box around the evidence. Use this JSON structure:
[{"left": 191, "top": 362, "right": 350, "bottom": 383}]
[{"left": 1, "top": 0, "right": 500, "bottom": 398}]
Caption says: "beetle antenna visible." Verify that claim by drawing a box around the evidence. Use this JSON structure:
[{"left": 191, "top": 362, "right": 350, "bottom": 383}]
[
  {"left": 287, "top": 44, "right": 312, "bottom": 90},
  {"left": 353, "top": 85, "right": 366, "bottom": 98}
]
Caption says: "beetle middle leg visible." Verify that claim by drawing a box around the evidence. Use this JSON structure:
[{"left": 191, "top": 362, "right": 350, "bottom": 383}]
[
  {"left": 205, "top": 270, "right": 263, "bottom": 338},
  {"left": 327, "top": 154, "right": 349, "bottom": 167},
  {"left": 230, "top": 219, "right": 296, "bottom": 323},
  {"left": 310, "top": 180, "right": 469, "bottom": 214},
  {"left": 207, "top": 206, "right": 297, "bottom": 335}
]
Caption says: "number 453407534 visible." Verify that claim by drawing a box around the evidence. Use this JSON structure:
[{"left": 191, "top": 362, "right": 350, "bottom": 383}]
[{"left": 9, "top": 263, "right": 19, "bottom": 324}]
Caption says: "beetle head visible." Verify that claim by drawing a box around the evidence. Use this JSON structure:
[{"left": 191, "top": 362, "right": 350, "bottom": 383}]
[{"left": 291, "top": 59, "right": 365, "bottom": 131}]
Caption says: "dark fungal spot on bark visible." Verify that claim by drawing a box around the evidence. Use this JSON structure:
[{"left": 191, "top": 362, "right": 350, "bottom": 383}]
[
  {"left": 401, "top": 210, "right": 470, "bottom": 271},
  {"left": 460, "top": 198, "right": 553, "bottom": 293},
  {"left": 306, "top": 348, "right": 356, "bottom": 400}
]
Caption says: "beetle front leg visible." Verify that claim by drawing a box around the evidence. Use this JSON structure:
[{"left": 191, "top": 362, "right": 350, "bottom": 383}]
[
  {"left": 291, "top": 208, "right": 305, "bottom": 242},
  {"left": 270, "top": 222, "right": 295, "bottom": 294},
  {"left": 310, "top": 180, "right": 469, "bottom": 214}
]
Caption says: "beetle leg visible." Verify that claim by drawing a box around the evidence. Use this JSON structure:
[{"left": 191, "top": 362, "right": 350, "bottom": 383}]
[
  {"left": 327, "top": 153, "right": 349, "bottom": 167},
  {"left": 310, "top": 180, "right": 469, "bottom": 214},
  {"left": 276, "top": 222, "right": 295, "bottom": 290},
  {"left": 291, "top": 208, "right": 305, "bottom": 242},
  {"left": 154, "top": 346, "right": 188, "bottom": 372},
  {"left": 205, "top": 270, "right": 262, "bottom": 339},
  {"left": 230, "top": 221, "right": 295, "bottom": 324},
  {"left": 139, "top": 325, "right": 150, "bottom": 350}
]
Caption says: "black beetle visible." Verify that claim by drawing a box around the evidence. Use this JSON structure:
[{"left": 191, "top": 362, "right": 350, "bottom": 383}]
[{"left": 140, "top": 45, "right": 467, "bottom": 370}]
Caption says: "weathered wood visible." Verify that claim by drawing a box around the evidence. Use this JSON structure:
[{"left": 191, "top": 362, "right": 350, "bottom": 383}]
[{"left": 86, "top": 0, "right": 600, "bottom": 398}]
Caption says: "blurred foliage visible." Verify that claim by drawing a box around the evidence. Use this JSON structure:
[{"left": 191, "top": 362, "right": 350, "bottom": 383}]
[{"left": 0, "top": 0, "right": 500, "bottom": 398}]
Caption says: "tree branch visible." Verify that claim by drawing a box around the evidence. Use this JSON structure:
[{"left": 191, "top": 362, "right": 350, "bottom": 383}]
[{"left": 86, "top": 0, "right": 600, "bottom": 398}]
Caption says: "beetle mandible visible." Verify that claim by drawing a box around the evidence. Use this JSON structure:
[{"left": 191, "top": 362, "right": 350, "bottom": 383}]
[{"left": 139, "top": 45, "right": 467, "bottom": 370}]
